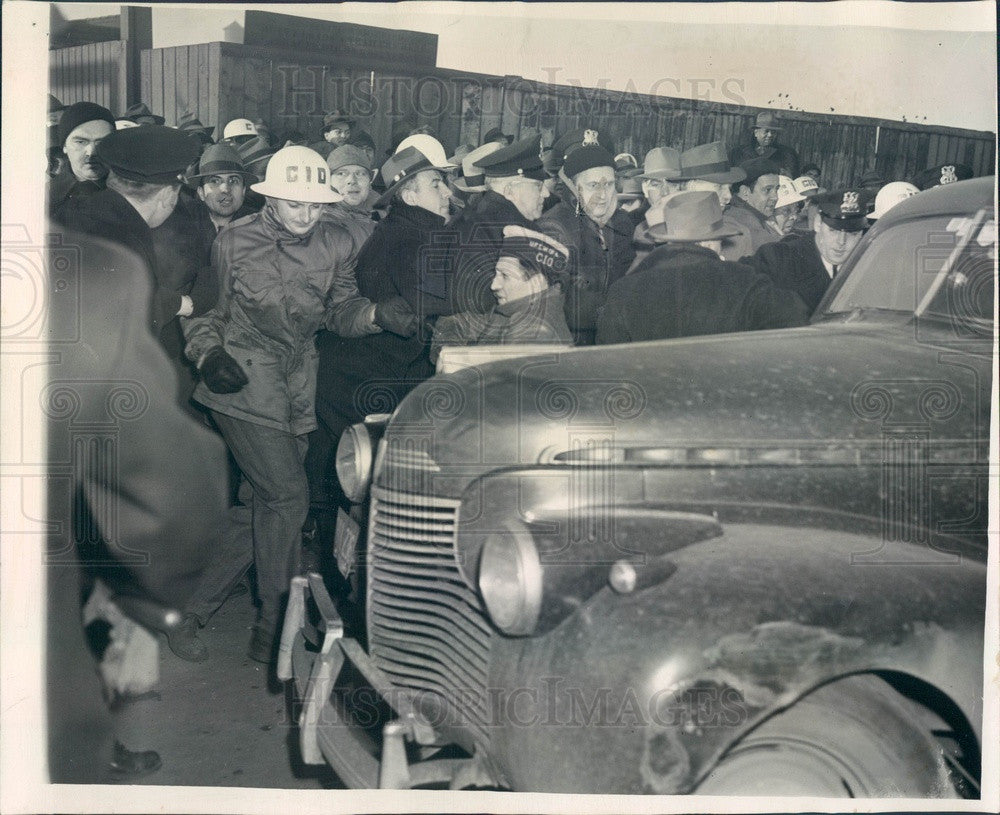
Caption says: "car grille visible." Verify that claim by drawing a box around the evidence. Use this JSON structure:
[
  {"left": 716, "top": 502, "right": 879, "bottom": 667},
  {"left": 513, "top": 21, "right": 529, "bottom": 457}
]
[{"left": 366, "top": 486, "right": 494, "bottom": 750}]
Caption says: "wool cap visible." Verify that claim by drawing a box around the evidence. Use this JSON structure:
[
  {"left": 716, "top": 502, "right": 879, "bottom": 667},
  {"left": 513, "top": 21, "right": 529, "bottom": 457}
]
[{"left": 59, "top": 101, "right": 115, "bottom": 147}]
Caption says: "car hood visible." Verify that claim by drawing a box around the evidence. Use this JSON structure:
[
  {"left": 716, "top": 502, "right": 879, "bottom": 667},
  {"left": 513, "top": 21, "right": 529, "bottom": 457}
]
[{"left": 382, "top": 322, "right": 989, "bottom": 486}]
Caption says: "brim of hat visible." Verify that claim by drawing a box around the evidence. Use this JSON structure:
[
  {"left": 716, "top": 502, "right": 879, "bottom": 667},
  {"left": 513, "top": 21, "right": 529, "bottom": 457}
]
[
  {"left": 638, "top": 170, "right": 683, "bottom": 181},
  {"left": 647, "top": 222, "right": 742, "bottom": 242},
  {"left": 250, "top": 180, "right": 342, "bottom": 204},
  {"left": 187, "top": 168, "right": 258, "bottom": 183},
  {"left": 453, "top": 178, "right": 487, "bottom": 193},
  {"left": 617, "top": 191, "right": 644, "bottom": 200},
  {"left": 131, "top": 115, "right": 166, "bottom": 125},
  {"left": 375, "top": 159, "right": 455, "bottom": 208},
  {"left": 678, "top": 168, "right": 746, "bottom": 184}
]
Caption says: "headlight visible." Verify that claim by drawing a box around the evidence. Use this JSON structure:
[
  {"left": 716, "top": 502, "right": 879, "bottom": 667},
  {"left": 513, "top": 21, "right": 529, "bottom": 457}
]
[
  {"left": 478, "top": 528, "right": 543, "bottom": 636},
  {"left": 335, "top": 423, "right": 374, "bottom": 503}
]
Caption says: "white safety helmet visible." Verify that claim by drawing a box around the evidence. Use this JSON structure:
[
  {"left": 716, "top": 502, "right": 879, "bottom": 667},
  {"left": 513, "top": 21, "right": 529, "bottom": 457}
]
[
  {"left": 773, "top": 175, "right": 806, "bottom": 210},
  {"left": 394, "top": 134, "right": 456, "bottom": 171},
  {"left": 868, "top": 181, "right": 920, "bottom": 220},
  {"left": 251, "top": 145, "right": 343, "bottom": 203},
  {"left": 223, "top": 118, "right": 258, "bottom": 140}
]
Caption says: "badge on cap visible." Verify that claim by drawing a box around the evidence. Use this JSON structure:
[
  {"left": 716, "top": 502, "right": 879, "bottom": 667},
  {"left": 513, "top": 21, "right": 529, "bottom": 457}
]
[
  {"left": 940, "top": 165, "right": 958, "bottom": 185},
  {"left": 582, "top": 129, "right": 599, "bottom": 146},
  {"left": 841, "top": 191, "right": 860, "bottom": 214}
]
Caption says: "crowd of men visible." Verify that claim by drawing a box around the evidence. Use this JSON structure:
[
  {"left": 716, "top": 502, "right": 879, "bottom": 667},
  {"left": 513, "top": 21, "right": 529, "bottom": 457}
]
[{"left": 45, "top": 93, "right": 981, "bottom": 780}]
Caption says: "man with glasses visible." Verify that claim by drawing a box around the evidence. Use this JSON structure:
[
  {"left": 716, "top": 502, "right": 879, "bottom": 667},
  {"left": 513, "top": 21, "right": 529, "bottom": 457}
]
[{"left": 537, "top": 133, "right": 636, "bottom": 344}]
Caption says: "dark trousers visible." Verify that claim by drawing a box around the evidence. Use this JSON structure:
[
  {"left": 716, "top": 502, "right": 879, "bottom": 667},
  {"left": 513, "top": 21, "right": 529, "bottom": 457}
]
[{"left": 211, "top": 413, "right": 308, "bottom": 628}]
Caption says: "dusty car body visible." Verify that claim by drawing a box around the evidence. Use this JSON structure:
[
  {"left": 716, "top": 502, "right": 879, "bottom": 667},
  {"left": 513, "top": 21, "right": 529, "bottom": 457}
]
[{"left": 280, "top": 176, "right": 994, "bottom": 795}]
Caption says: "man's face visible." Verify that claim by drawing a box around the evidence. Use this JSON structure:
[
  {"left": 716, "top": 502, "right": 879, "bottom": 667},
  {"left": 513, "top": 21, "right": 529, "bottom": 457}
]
[
  {"left": 741, "top": 174, "right": 780, "bottom": 217},
  {"left": 813, "top": 218, "right": 863, "bottom": 266},
  {"left": 330, "top": 164, "right": 372, "bottom": 207},
  {"left": 575, "top": 166, "right": 617, "bottom": 224},
  {"left": 772, "top": 202, "right": 802, "bottom": 235},
  {"left": 685, "top": 178, "right": 732, "bottom": 208},
  {"left": 324, "top": 125, "right": 350, "bottom": 146},
  {"left": 403, "top": 170, "right": 451, "bottom": 218},
  {"left": 63, "top": 120, "right": 113, "bottom": 182},
  {"left": 491, "top": 256, "right": 543, "bottom": 306},
  {"left": 503, "top": 178, "right": 549, "bottom": 221},
  {"left": 754, "top": 127, "right": 776, "bottom": 148},
  {"left": 197, "top": 174, "right": 246, "bottom": 219},
  {"left": 270, "top": 198, "right": 326, "bottom": 236}
]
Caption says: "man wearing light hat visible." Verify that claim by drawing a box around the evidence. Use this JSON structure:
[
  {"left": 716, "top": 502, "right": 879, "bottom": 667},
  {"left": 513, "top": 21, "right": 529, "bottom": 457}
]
[
  {"left": 187, "top": 142, "right": 259, "bottom": 231},
  {"left": 677, "top": 141, "right": 746, "bottom": 208},
  {"left": 730, "top": 111, "right": 801, "bottom": 177},
  {"left": 221, "top": 117, "right": 258, "bottom": 147},
  {"left": 597, "top": 191, "right": 808, "bottom": 345},
  {"left": 768, "top": 175, "right": 815, "bottom": 236},
  {"left": 638, "top": 146, "right": 684, "bottom": 209},
  {"left": 431, "top": 225, "right": 573, "bottom": 362},
  {"left": 749, "top": 187, "right": 871, "bottom": 316},
  {"left": 537, "top": 132, "right": 637, "bottom": 344},
  {"left": 47, "top": 100, "right": 116, "bottom": 211},
  {"left": 441, "top": 134, "right": 551, "bottom": 314},
  {"left": 182, "top": 144, "right": 407, "bottom": 663},
  {"left": 868, "top": 181, "right": 919, "bottom": 221}
]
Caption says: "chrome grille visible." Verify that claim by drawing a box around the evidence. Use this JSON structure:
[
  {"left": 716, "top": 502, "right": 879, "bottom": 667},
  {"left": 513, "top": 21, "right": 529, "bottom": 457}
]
[{"left": 367, "top": 486, "right": 493, "bottom": 749}]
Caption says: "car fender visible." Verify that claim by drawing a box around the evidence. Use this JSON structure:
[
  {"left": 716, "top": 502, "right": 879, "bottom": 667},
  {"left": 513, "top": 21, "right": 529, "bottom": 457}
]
[{"left": 482, "top": 523, "right": 986, "bottom": 794}]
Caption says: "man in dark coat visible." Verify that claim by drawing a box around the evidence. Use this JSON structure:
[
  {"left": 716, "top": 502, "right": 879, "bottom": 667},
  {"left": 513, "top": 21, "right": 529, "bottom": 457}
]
[
  {"left": 536, "top": 135, "right": 636, "bottom": 345},
  {"left": 748, "top": 187, "right": 871, "bottom": 316},
  {"left": 46, "top": 228, "right": 227, "bottom": 781},
  {"left": 47, "top": 101, "right": 116, "bottom": 212},
  {"left": 434, "top": 134, "right": 550, "bottom": 315},
  {"left": 307, "top": 138, "right": 452, "bottom": 517},
  {"left": 52, "top": 125, "right": 210, "bottom": 405},
  {"left": 597, "top": 191, "right": 809, "bottom": 344},
  {"left": 730, "top": 111, "right": 801, "bottom": 177}
]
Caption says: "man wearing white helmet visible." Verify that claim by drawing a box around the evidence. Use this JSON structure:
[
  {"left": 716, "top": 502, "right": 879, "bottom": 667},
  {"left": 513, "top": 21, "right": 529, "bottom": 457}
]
[
  {"left": 181, "top": 145, "right": 414, "bottom": 663},
  {"left": 221, "top": 117, "right": 258, "bottom": 147},
  {"left": 868, "top": 181, "right": 919, "bottom": 221}
]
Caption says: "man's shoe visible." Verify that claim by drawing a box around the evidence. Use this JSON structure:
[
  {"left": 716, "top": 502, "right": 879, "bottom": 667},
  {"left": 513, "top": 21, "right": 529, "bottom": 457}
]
[
  {"left": 108, "top": 741, "right": 161, "bottom": 779},
  {"left": 247, "top": 622, "right": 276, "bottom": 664},
  {"left": 166, "top": 613, "right": 208, "bottom": 662}
]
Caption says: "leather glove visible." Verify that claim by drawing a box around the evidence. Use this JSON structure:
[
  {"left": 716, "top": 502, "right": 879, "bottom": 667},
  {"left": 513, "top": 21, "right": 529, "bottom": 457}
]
[
  {"left": 374, "top": 296, "right": 419, "bottom": 338},
  {"left": 199, "top": 347, "right": 249, "bottom": 394}
]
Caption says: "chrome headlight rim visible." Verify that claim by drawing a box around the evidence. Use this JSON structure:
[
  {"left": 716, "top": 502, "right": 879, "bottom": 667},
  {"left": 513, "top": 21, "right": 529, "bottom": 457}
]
[
  {"left": 477, "top": 527, "right": 543, "bottom": 636},
  {"left": 335, "top": 422, "right": 374, "bottom": 503}
]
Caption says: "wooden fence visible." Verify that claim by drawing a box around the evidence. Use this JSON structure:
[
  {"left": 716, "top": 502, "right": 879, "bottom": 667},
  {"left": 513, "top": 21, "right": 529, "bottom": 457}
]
[
  {"left": 49, "top": 40, "right": 125, "bottom": 113},
  {"left": 52, "top": 39, "right": 995, "bottom": 189}
]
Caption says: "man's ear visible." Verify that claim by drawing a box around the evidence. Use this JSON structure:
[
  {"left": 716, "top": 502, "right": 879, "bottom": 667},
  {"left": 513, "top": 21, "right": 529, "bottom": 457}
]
[
  {"left": 196, "top": 185, "right": 207, "bottom": 203},
  {"left": 400, "top": 187, "right": 415, "bottom": 206},
  {"left": 736, "top": 184, "right": 751, "bottom": 202},
  {"left": 808, "top": 205, "right": 821, "bottom": 233}
]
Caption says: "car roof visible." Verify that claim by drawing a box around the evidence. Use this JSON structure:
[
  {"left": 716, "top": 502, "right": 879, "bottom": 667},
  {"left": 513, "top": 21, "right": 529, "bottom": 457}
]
[{"left": 877, "top": 175, "right": 995, "bottom": 227}]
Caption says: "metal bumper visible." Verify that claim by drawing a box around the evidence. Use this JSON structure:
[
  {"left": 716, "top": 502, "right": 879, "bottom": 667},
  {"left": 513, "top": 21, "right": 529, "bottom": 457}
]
[{"left": 278, "top": 574, "right": 488, "bottom": 790}]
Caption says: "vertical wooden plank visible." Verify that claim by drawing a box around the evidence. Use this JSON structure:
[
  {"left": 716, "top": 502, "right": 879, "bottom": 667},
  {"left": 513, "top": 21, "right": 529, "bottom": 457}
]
[
  {"left": 197, "top": 44, "right": 210, "bottom": 127},
  {"left": 140, "top": 47, "right": 152, "bottom": 117},
  {"left": 149, "top": 49, "right": 164, "bottom": 121},
  {"left": 208, "top": 44, "right": 220, "bottom": 141},
  {"left": 173, "top": 45, "right": 188, "bottom": 121}
]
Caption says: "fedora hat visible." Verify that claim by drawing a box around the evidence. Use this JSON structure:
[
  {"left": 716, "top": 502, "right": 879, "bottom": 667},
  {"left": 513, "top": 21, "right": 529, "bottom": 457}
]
[
  {"left": 453, "top": 141, "right": 503, "bottom": 192},
  {"left": 638, "top": 147, "right": 682, "bottom": 181},
  {"left": 177, "top": 109, "right": 215, "bottom": 141},
  {"left": 122, "top": 101, "right": 165, "bottom": 126},
  {"left": 617, "top": 175, "right": 644, "bottom": 200},
  {"left": 376, "top": 136, "right": 457, "bottom": 208},
  {"left": 677, "top": 141, "right": 746, "bottom": 185},
  {"left": 754, "top": 111, "right": 784, "bottom": 130},
  {"left": 186, "top": 143, "right": 256, "bottom": 184},
  {"left": 647, "top": 191, "right": 742, "bottom": 244}
]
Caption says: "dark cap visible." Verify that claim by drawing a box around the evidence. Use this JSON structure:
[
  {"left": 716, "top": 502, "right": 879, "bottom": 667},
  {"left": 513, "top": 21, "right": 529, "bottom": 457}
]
[
  {"left": 323, "top": 110, "right": 355, "bottom": 130},
  {"left": 121, "top": 101, "right": 165, "bottom": 126},
  {"left": 813, "top": 189, "right": 872, "bottom": 231},
  {"left": 177, "top": 110, "right": 215, "bottom": 142},
  {"left": 739, "top": 157, "right": 782, "bottom": 189},
  {"left": 549, "top": 127, "right": 616, "bottom": 171},
  {"left": 484, "top": 127, "right": 514, "bottom": 145},
  {"left": 475, "top": 134, "right": 546, "bottom": 180},
  {"left": 58, "top": 101, "right": 115, "bottom": 147},
  {"left": 187, "top": 143, "right": 255, "bottom": 184},
  {"left": 499, "top": 225, "right": 570, "bottom": 283},
  {"left": 96, "top": 125, "right": 200, "bottom": 184},
  {"left": 563, "top": 144, "right": 616, "bottom": 180},
  {"left": 909, "top": 163, "right": 974, "bottom": 191}
]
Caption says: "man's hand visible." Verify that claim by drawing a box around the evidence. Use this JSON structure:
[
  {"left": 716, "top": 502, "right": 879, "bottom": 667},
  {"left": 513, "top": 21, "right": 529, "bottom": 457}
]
[
  {"left": 374, "top": 296, "right": 418, "bottom": 338},
  {"left": 199, "top": 347, "right": 249, "bottom": 394}
]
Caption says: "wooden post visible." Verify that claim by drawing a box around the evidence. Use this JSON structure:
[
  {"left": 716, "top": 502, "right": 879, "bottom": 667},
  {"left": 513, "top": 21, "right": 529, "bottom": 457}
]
[{"left": 118, "top": 5, "right": 152, "bottom": 114}]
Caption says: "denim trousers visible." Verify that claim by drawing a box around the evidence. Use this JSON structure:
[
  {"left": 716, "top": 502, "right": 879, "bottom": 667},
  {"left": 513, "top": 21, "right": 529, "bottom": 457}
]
[{"left": 206, "top": 412, "right": 309, "bottom": 629}]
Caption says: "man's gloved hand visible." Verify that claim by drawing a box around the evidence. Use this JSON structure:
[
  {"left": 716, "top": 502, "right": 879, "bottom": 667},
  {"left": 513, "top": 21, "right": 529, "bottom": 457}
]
[
  {"left": 200, "top": 347, "right": 249, "bottom": 394},
  {"left": 374, "top": 296, "right": 419, "bottom": 338}
]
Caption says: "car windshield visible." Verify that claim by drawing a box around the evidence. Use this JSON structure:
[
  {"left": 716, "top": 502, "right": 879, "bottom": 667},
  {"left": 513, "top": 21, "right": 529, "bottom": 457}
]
[{"left": 823, "top": 211, "right": 995, "bottom": 325}]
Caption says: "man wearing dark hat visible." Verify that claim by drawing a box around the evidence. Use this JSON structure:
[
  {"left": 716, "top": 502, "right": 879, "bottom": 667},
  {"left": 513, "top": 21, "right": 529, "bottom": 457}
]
[
  {"left": 121, "top": 101, "right": 166, "bottom": 126},
  {"left": 53, "top": 125, "right": 211, "bottom": 392},
  {"left": 730, "top": 111, "right": 800, "bottom": 177},
  {"left": 748, "top": 187, "right": 871, "bottom": 316},
  {"left": 47, "top": 94, "right": 67, "bottom": 177},
  {"left": 909, "top": 162, "right": 974, "bottom": 191},
  {"left": 322, "top": 143, "right": 379, "bottom": 249},
  {"left": 431, "top": 225, "right": 572, "bottom": 363},
  {"left": 47, "top": 101, "right": 116, "bottom": 211},
  {"left": 536, "top": 132, "right": 636, "bottom": 345},
  {"left": 437, "top": 134, "right": 551, "bottom": 314},
  {"left": 177, "top": 109, "right": 215, "bottom": 150},
  {"left": 721, "top": 157, "right": 783, "bottom": 261},
  {"left": 310, "top": 110, "right": 355, "bottom": 159},
  {"left": 483, "top": 127, "right": 514, "bottom": 146},
  {"left": 188, "top": 143, "right": 259, "bottom": 231},
  {"left": 597, "top": 191, "right": 808, "bottom": 345}
]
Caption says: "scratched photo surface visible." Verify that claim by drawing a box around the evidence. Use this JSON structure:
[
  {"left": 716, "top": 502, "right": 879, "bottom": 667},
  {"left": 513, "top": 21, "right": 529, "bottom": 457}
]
[{"left": 1, "top": 2, "right": 997, "bottom": 814}]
